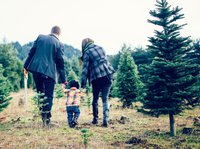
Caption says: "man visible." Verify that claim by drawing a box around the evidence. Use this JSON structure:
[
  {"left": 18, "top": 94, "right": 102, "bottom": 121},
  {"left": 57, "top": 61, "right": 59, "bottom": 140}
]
[
  {"left": 23, "top": 26, "right": 67, "bottom": 127},
  {"left": 80, "top": 38, "right": 115, "bottom": 127}
]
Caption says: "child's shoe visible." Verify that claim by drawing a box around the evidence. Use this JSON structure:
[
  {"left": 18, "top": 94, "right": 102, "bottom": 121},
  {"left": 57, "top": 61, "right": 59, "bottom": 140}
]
[
  {"left": 74, "top": 117, "right": 78, "bottom": 126},
  {"left": 69, "top": 122, "right": 75, "bottom": 128}
]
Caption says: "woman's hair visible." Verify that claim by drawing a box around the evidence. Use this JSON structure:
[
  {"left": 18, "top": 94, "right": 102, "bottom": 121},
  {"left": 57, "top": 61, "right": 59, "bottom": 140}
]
[
  {"left": 82, "top": 38, "right": 94, "bottom": 51},
  {"left": 80, "top": 38, "right": 94, "bottom": 61}
]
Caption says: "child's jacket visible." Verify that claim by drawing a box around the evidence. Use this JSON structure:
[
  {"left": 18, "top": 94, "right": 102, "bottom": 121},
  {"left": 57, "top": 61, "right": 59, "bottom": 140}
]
[{"left": 64, "top": 87, "right": 85, "bottom": 106}]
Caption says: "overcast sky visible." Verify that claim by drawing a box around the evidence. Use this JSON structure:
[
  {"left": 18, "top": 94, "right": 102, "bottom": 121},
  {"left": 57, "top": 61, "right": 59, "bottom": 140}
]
[{"left": 0, "top": 0, "right": 199, "bottom": 55}]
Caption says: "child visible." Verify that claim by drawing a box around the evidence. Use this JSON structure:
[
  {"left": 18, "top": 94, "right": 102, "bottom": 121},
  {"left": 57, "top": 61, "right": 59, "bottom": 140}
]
[{"left": 64, "top": 80, "right": 85, "bottom": 128}]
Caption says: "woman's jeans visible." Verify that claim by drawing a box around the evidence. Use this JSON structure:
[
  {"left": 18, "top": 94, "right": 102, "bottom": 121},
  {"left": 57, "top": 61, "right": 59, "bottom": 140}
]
[
  {"left": 33, "top": 73, "right": 55, "bottom": 123},
  {"left": 92, "top": 75, "right": 112, "bottom": 124}
]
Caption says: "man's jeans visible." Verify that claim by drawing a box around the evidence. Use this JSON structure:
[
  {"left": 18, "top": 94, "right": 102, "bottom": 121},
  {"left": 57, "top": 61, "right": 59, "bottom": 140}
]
[
  {"left": 92, "top": 75, "right": 112, "bottom": 123},
  {"left": 33, "top": 73, "right": 55, "bottom": 121}
]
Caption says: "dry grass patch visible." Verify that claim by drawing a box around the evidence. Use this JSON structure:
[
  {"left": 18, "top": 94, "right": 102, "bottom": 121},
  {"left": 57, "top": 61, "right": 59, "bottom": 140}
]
[{"left": 0, "top": 89, "right": 199, "bottom": 148}]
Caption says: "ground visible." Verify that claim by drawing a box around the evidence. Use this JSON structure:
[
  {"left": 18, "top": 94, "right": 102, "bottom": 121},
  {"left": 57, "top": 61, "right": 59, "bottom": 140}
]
[{"left": 0, "top": 89, "right": 199, "bottom": 149}]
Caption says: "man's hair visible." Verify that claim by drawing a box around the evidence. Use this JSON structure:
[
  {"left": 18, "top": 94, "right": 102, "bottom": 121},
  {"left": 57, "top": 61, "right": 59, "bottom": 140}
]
[{"left": 51, "top": 26, "right": 61, "bottom": 35}]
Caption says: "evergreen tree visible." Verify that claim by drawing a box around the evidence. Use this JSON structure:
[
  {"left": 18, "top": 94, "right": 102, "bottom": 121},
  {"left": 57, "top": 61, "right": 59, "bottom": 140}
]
[
  {"left": 0, "top": 43, "right": 22, "bottom": 91},
  {"left": 187, "top": 39, "right": 200, "bottom": 101},
  {"left": 187, "top": 39, "right": 200, "bottom": 67},
  {"left": 108, "top": 51, "right": 121, "bottom": 71},
  {"left": 131, "top": 47, "right": 154, "bottom": 82},
  {"left": 54, "top": 84, "right": 64, "bottom": 99},
  {"left": 131, "top": 47, "right": 152, "bottom": 66},
  {"left": 67, "top": 69, "right": 78, "bottom": 83},
  {"left": 115, "top": 45, "right": 143, "bottom": 108},
  {"left": 71, "top": 57, "right": 81, "bottom": 78},
  {"left": 140, "top": 0, "right": 200, "bottom": 136},
  {"left": 64, "top": 60, "right": 71, "bottom": 77},
  {"left": 0, "top": 65, "right": 12, "bottom": 112}
]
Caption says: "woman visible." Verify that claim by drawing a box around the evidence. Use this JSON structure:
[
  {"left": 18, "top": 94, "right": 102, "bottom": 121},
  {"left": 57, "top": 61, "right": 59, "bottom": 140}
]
[{"left": 80, "top": 38, "right": 115, "bottom": 127}]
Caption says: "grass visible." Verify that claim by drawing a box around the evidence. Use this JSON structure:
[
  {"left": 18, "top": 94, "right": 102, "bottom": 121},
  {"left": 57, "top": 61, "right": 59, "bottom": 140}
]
[{"left": 0, "top": 89, "right": 199, "bottom": 149}]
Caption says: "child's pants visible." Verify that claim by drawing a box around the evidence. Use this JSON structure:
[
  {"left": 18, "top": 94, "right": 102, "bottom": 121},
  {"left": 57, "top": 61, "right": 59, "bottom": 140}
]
[{"left": 66, "top": 106, "right": 80, "bottom": 126}]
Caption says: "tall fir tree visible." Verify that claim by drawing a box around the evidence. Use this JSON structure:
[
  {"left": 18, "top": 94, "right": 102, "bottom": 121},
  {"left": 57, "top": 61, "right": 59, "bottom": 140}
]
[
  {"left": 140, "top": 0, "right": 200, "bottom": 136},
  {"left": 0, "top": 65, "right": 12, "bottom": 112},
  {"left": 115, "top": 45, "right": 143, "bottom": 108}
]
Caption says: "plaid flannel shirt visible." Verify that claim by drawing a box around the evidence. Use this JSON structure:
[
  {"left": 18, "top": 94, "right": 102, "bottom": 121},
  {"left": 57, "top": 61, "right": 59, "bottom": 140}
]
[
  {"left": 65, "top": 87, "right": 85, "bottom": 106},
  {"left": 81, "top": 43, "right": 115, "bottom": 88}
]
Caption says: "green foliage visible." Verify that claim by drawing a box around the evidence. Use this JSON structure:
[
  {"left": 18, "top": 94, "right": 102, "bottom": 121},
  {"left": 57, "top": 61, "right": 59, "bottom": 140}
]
[
  {"left": 71, "top": 57, "right": 81, "bottom": 78},
  {"left": 139, "top": 0, "right": 200, "bottom": 136},
  {"left": 141, "top": 0, "right": 199, "bottom": 116},
  {"left": 0, "top": 43, "right": 22, "bottom": 92},
  {"left": 81, "top": 128, "right": 92, "bottom": 149},
  {"left": 67, "top": 69, "right": 78, "bottom": 83},
  {"left": 83, "top": 93, "right": 92, "bottom": 110},
  {"left": 0, "top": 65, "right": 12, "bottom": 112},
  {"left": 64, "top": 60, "right": 71, "bottom": 77},
  {"left": 107, "top": 52, "right": 121, "bottom": 71},
  {"left": 54, "top": 84, "right": 64, "bottom": 99},
  {"left": 83, "top": 84, "right": 92, "bottom": 108},
  {"left": 12, "top": 41, "right": 32, "bottom": 61},
  {"left": 188, "top": 39, "right": 200, "bottom": 104},
  {"left": 31, "top": 92, "right": 46, "bottom": 118},
  {"left": 131, "top": 47, "right": 152, "bottom": 65},
  {"left": 189, "top": 39, "right": 200, "bottom": 65},
  {"left": 115, "top": 45, "right": 143, "bottom": 108},
  {"left": 63, "top": 44, "right": 81, "bottom": 59},
  {"left": 64, "top": 58, "right": 81, "bottom": 83}
]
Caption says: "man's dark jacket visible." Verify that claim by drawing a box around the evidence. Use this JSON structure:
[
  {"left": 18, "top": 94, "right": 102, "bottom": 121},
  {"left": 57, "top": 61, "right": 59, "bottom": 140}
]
[{"left": 24, "top": 34, "right": 66, "bottom": 83}]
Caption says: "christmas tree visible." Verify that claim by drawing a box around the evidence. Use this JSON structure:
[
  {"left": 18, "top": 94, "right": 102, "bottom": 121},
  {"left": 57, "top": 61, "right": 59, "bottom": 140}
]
[
  {"left": 140, "top": 0, "right": 200, "bottom": 136},
  {"left": 0, "top": 65, "right": 12, "bottom": 112}
]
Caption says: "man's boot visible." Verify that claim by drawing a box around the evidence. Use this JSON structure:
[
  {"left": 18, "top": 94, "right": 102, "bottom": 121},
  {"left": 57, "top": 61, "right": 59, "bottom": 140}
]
[
  {"left": 92, "top": 103, "right": 98, "bottom": 124},
  {"left": 42, "top": 113, "right": 47, "bottom": 127}
]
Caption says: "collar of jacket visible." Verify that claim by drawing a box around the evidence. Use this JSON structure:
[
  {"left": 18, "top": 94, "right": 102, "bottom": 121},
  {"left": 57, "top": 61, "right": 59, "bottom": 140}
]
[
  {"left": 82, "top": 41, "right": 94, "bottom": 52},
  {"left": 50, "top": 33, "right": 59, "bottom": 40}
]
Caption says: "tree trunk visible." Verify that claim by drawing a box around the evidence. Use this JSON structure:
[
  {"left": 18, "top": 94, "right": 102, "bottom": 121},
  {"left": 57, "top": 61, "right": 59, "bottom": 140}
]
[{"left": 169, "top": 113, "right": 176, "bottom": 137}]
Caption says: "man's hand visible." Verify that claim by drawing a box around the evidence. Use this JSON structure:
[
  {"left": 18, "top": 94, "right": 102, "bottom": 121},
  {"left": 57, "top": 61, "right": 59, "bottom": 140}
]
[
  {"left": 81, "top": 88, "right": 86, "bottom": 93},
  {"left": 23, "top": 68, "right": 28, "bottom": 79},
  {"left": 61, "top": 82, "right": 68, "bottom": 91}
]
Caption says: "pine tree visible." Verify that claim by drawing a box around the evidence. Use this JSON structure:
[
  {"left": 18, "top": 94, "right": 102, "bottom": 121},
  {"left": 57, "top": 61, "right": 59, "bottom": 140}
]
[
  {"left": 0, "top": 65, "right": 12, "bottom": 112},
  {"left": 115, "top": 45, "right": 143, "bottom": 108},
  {"left": 140, "top": 0, "right": 200, "bottom": 136}
]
